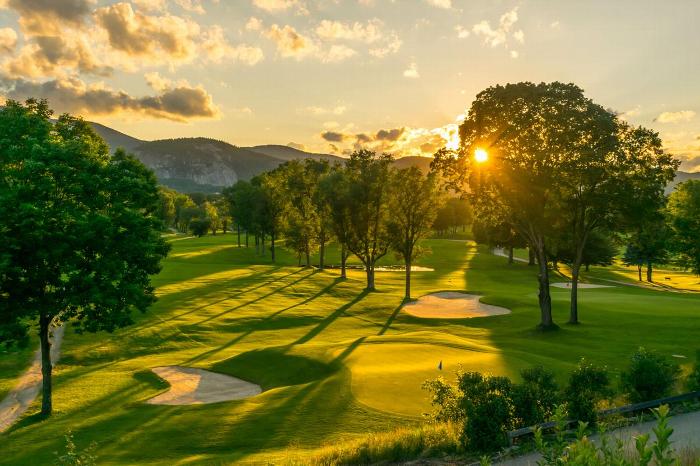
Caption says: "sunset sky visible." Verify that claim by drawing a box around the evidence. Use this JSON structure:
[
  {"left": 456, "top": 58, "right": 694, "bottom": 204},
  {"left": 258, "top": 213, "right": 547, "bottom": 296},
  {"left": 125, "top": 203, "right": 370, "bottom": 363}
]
[{"left": 0, "top": 0, "right": 698, "bottom": 170}]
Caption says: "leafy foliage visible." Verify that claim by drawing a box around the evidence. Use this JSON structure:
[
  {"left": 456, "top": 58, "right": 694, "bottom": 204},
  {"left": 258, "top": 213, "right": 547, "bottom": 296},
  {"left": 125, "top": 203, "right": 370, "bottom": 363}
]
[
  {"left": 564, "top": 359, "right": 610, "bottom": 424},
  {"left": 667, "top": 180, "right": 700, "bottom": 274},
  {"left": 512, "top": 366, "right": 560, "bottom": 426},
  {"left": 54, "top": 431, "right": 97, "bottom": 466},
  {"left": 621, "top": 347, "right": 681, "bottom": 403}
]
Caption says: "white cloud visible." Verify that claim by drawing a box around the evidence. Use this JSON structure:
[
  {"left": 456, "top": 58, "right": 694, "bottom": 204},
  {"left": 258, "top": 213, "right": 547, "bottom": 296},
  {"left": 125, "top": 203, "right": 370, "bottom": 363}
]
[
  {"left": 510, "top": 50, "right": 519, "bottom": 58},
  {"left": 403, "top": 62, "right": 419, "bottom": 79},
  {"left": 252, "top": 0, "right": 307, "bottom": 15},
  {"left": 655, "top": 110, "right": 696, "bottom": 124},
  {"left": 322, "top": 44, "right": 357, "bottom": 62},
  {"left": 315, "top": 19, "right": 384, "bottom": 43},
  {"left": 368, "top": 33, "right": 401, "bottom": 57},
  {"left": 0, "top": 27, "right": 18, "bottom": 54},
  {"left": 425, "top": 0, "right": 451, "bottom": 9},
  {"left": 245, "top": 17, "right": 263, "bottom": 31},
  {"left": 455, "top": 25, "right": 470, "bottom": 39},
  {"left": 201, "top": 25, "right": 263, "bottom": 65},
  {"left": 619, "top": 105, "right": 641, "bottom": 120},
  {"left": 264, "top": 23, "right": 317, "bottom": 59}
]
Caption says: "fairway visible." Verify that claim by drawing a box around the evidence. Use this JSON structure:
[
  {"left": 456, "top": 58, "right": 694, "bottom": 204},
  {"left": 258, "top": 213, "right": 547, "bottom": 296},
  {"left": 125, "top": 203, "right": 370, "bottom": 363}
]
[{"left": 0, "top": 234, "right": 698, "bottom": 465}]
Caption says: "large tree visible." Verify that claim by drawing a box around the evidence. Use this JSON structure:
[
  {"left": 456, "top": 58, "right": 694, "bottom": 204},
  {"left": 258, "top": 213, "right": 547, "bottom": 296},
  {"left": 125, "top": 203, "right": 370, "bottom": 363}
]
[
  {"left": 344, "top": 150, "right": 393, "bottom": 290},
  {"left": 388, "top": 167, "right": 443, "bottom": 299},
  {"left": 434, "top": 82, "right": 598, "bottom": 329},
  {"left": 558, "top": 121, "right": 676, "bottom": 323},
  {"left": 0, "top": 100, "right": 170, "bottom": 414},
  {"left": 318, "top": 166, "right": 353, "bottom": 278},
  {"left": 667, "top": 180, "right": 700, "bottom": 274}
]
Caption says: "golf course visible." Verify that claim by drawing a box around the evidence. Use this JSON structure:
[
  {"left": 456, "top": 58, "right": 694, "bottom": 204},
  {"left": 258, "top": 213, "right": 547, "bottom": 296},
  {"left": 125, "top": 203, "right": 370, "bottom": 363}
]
[{"left": 1, "top": 233, "right": 698, "bottom": 465}]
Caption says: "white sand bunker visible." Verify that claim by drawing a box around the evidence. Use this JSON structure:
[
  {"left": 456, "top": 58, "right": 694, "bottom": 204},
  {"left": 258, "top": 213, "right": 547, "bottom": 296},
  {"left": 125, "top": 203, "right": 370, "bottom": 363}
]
[
  {"left": 403, "top": 292, "right": 511, "bottom": 319},
  {"left": 551, "top": 282, "right": 613, "bottom": 289},
  {"left": 147, "top": 366, "right": 261, "bottom": 405}
]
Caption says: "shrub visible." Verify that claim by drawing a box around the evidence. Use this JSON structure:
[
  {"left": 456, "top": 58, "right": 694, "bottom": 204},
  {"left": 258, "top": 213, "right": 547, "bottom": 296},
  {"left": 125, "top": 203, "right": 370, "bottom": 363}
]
[
  {"left": 621, "top": 347, "right": 681, "bottom": 403},
  {"left": 565, "top": 359, "right": 610, "bottom": 424},
  {"left": 189, "top": 217, "right": 212, "bottom": 237},
  {"left": 424, "top": 371, "right": 515, "bottom": 453},
  {"left": 422, "top": 376, "right": 463, "bottom": 423},
  {"left": 54, "top": 430, "right": 97, "bottom": 466},
  {"left": 457, "top": 372, "right": 515, "bottom": 452},
  {"left": 687, "top": 349, "right": 700, "bottom": 392},
  {"left": 512, "top": 366, "right": 560, "bottom": 427}
]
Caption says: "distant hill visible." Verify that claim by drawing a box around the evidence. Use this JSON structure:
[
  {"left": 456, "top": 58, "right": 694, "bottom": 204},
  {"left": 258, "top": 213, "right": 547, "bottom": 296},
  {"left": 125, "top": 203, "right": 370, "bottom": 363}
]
[
  {"left": 87, "top": 121, "right": 699, "bottom": 194},
  {"left": 88, "top": 122, "right": 144, "bottom": 152},
  {"left": 131, "top": 138, "right": 283, "bottom": 193},
  {"left": 247, "top": 145, "right": 344, "bottom": 164},
  {"left": 393, "top": 155, "right": 432, "bottom": 173},
  {"left": 667, "top": 171, "right": 700, "bottom": 194}
]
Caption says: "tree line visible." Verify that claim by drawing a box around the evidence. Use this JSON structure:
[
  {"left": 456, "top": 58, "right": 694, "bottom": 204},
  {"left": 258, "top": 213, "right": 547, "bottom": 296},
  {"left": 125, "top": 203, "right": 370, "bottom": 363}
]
[{"left": 222, "top": 150, "right": 444, "bottom": 299}]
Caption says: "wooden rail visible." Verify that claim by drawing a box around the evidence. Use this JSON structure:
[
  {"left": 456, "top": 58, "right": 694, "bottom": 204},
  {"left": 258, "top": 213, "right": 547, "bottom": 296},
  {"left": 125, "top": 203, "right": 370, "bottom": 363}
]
[{"left": 507, "top": 390, "right": 700, "bottom": 446}]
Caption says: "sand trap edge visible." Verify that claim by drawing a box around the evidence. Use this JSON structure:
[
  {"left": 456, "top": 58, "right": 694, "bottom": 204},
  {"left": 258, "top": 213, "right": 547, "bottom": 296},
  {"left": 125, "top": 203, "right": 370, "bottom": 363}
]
[{"left": 402, "top": 292, "right": 511, "bottom": 319}]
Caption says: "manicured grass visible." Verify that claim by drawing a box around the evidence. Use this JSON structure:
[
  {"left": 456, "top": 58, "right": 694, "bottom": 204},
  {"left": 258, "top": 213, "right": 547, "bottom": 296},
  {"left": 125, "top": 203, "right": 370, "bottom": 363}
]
[{"left": 0, "top": 234, "right": 698, "bottom": 464}]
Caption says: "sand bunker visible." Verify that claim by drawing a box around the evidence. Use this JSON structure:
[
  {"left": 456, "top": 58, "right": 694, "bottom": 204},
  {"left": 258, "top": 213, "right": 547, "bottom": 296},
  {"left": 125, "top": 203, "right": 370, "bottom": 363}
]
[
  {"left": 551, "top": 282, "right": 613, "bottom": 289},
  {"left": 402, "top": 292, "right": 511, "bottom": 319},
  {"left": 147, "top": 366, "right": 261, "bottom": 405}
]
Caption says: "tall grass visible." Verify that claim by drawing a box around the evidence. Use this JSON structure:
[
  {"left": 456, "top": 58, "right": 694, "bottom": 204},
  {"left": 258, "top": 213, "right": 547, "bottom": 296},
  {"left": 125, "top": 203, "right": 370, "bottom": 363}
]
[{"left": 285, "top": 424, "right": 461, "bottom": 465}]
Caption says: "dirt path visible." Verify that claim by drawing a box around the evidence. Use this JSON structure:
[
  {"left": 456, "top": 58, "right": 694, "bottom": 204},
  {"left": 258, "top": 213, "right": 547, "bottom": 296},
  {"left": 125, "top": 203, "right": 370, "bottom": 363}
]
[
  {"left": 498, "top": 410, "right": 700, "bottom": 465},
  {"left": 0, "top": 325, "right": 65, "bottom": 433},
  {"left": 147, "top": 366, "right": 261, "bottom": 405},
  {"left": 493, "top": 248, "right": 529, "bottom": 264}
]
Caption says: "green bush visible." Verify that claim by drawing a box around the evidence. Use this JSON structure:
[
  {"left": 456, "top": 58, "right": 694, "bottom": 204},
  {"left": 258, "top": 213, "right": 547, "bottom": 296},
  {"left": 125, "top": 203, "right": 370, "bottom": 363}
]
[
  {"left": 189, "top": 218, "right": 212, "bottom": 237},
  {"left": 457, "top": 372, "right": 514, "bottom": 452},
  {"left": 565, "top": 359, "right": 610, "bottom": 425},
  {"left": 621, "top": 347, "right": 680, "bottom": 403},
  {"left": 688, "top": 349, "right": 700, "bottom": 392},
  {"left": 512, "top": 366, "right": 560, "bottom": 427}
]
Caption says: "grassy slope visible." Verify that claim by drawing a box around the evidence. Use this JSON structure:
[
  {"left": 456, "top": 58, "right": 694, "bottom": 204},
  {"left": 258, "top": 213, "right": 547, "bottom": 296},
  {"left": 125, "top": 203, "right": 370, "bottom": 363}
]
[{"left": 0, "top": 235, "right": 698, "bottom": 465}]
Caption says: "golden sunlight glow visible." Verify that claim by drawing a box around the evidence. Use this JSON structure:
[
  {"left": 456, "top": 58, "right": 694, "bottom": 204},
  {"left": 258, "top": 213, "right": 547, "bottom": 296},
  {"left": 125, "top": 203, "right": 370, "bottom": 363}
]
[{"left": 474, "top": 148, "right": 488, "bottom": 163}]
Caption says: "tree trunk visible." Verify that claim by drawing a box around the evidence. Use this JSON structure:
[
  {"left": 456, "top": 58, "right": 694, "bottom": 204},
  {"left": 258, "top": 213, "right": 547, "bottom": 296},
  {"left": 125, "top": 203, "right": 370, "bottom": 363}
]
[
  {"left": 528, "top": 248, "right": 535, "bottom": 266},
  {"left": 638, "top": 264, "right": 642, "bottom": 281},
  {"left": 271, "top": 232, "right": 275, "bottom": 263},
  {"left": 508, "top": 246, "right": 514, "bottom": 264},
  {"left": 237, "top": 224, "right": 241, "bottom": 247},
  {"left": 319, "top": 238, "right": 325, "bottom": 270},
  {"left": 585, "top": 263, "right": 590, "bottom": 272},
  {"left": 340, "top": 245, "right": 347, "bottom": 279},
  {"left": 366, "top": 266, "right": 375, "bottom": 291},
  {"left": 405, "top": 260, "right": 411, "bottom": 299},
  {"left": 536, "top": 247, "right": 555, "bottom": 329},
  {"left": 646, "top": 261, "right": 653, "bottom": 282},
  {"left": 245, "top": 230, "right": 249, "bottom": 248},
  {"left": 39, "top": 315, "right": 53, "bottom": 415},
  {"left": 305, "top": 250, "right": 310, "bottom": 267},
  {"left": 255, "top": 234, "right": 259, "bottom": 255},
  {"left": 262, "top": 235, "right": 266, "bottom": 255},
  {"left": 569, "top": 263, "right": 581, "bottom": 325}
]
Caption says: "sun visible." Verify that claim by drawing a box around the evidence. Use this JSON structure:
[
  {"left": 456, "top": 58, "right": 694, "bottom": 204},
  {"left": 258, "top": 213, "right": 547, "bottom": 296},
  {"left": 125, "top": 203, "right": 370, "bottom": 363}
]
[{"left": 474, "top": 148, "right": 488, "bottom": 163}]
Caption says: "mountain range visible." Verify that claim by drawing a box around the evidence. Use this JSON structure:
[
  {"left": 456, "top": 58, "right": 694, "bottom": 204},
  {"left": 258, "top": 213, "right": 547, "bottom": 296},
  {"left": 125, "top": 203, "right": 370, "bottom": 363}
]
[{"left": 88, "top": 122, "right": 696, "bottom": 194}]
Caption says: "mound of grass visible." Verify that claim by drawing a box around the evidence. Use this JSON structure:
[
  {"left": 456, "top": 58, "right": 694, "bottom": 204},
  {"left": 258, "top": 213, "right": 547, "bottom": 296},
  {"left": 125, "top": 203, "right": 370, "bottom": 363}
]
[{"left": 212, "top": 347, "right": 338, "bottom": 389}]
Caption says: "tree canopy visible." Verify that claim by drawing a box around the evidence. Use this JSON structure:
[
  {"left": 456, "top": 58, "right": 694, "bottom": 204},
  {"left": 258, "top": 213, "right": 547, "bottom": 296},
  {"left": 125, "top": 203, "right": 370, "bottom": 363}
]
[{"left": 0, "top": 99, "right": 170, "bottom": 414}]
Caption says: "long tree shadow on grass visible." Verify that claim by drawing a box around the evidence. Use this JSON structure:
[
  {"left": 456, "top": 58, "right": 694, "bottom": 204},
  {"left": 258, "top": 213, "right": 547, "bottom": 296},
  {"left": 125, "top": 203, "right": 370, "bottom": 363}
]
[
  {"left": 180, "top": 276, "right": 343, "bottom": 365},
  {"left": 292, "top": 289, "right": 370, "bottom": 345}
]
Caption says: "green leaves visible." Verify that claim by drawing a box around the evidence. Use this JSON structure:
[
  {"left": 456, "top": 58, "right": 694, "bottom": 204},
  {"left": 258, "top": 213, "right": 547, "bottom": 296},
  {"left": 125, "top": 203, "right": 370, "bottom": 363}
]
[{"left": 0, "top": 99, "right": 169, "bottom": 344}]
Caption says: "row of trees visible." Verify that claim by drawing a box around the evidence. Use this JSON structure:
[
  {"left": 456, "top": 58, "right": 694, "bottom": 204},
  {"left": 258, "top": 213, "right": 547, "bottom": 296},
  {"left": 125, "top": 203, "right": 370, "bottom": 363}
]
[
  {"left": 433, "top": 82, "right": 680, "bottom": 329},
  {"left": 157, "top": 188, "right": 231, "bottom": 236},
  {"left": 224, "top": 150, "right": 444, "bottom": 298},
  {"left": 622, "top": 179, "right": 700, "bottom": 282}
]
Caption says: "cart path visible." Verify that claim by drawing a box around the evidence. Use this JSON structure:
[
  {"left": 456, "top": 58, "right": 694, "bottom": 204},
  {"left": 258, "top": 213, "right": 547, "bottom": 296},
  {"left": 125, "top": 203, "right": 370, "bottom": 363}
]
[{"left": 0, "top": 325, "right": 65, "bottom": 433}]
